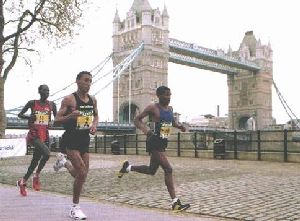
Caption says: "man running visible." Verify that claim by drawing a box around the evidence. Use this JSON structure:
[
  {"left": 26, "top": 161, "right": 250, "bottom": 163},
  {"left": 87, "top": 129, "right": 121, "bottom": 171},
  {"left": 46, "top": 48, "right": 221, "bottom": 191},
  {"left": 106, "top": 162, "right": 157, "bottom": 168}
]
[
  {"left": 117, "top": 86, "right": 190, "bottom": 211},
  {"left": 53, "top": 71, "right": 98, "bottom": 220},
  {"left": 17, "top": 84, "right": 57, "bottom": 196}
]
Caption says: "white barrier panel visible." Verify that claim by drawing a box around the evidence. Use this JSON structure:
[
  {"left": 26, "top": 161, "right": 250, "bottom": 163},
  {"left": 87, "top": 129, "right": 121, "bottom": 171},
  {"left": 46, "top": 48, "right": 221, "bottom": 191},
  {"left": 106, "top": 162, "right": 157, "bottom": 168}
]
[{"left": 0, "top": 138, "right": 26, "bottom": 158}]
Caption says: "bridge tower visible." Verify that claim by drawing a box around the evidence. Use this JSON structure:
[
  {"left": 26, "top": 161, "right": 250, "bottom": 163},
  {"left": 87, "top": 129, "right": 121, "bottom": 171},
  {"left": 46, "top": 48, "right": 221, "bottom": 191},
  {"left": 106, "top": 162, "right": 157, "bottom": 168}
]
[
  {"left": 228, "top": 31, "right": 273, "bottom": 130},
  {"left": 112, "top": 0, "right": 169, "bottom": 123}
]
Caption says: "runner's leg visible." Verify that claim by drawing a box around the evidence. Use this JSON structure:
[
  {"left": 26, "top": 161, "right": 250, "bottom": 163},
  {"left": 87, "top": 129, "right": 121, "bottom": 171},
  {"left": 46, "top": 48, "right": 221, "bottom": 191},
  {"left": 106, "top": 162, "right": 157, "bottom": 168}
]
[
  {"left": 32, "top": 139, "right": 50, "bottom": 174},
  {"left": 66, "top": 150, "right": 89, "bottom": 204}
]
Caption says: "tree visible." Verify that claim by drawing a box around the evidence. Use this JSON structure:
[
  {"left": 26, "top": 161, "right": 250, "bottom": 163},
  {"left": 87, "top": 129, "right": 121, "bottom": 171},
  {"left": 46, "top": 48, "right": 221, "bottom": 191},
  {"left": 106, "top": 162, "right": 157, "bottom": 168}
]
[{"left": 0, "top": 0, "right": 87, "bottom": 138}]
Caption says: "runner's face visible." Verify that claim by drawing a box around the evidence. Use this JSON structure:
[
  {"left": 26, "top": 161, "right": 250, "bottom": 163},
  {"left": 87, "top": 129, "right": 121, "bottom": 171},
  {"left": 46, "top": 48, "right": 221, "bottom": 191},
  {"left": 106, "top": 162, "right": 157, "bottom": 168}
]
[
  {"left": 39, "top": 85, "right": 49, "bottom": 100},
  {"left": 77, "top": 74, "right": 92, "bottom": 93},
  {"left": 158, "top": 90, "right": 171, "bottom": 106}
]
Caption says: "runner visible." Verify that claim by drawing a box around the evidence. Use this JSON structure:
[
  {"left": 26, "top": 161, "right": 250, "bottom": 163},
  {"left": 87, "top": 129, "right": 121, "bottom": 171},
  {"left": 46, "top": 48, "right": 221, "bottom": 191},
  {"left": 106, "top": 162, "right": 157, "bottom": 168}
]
[
  {"left": 17, "top": 84, "right": 57, "bottom": 196},
  {"left": 117, "top": 85, "right": 190, "bottom": 211},
  {"left": 53, "top": 71, "right": 98, "bottom": 220}
]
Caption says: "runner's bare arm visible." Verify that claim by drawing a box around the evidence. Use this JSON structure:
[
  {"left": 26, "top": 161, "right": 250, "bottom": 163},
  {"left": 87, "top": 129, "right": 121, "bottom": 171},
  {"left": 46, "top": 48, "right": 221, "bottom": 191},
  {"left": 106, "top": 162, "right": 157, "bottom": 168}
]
[
  {"left": 54, "top": 95, "right": 79, "bottom": 124},
  {"left": 18, "top": 100, "right": 33, "bottom": 119},
  {"left": 90, "top": 96, "right": 99, "bottom": 135},
  {"left": 170, "top": 106, "right": 186, "bottom": 132},
  {"left": 134, "top": 104, "right": 154, "bottom": 136}
]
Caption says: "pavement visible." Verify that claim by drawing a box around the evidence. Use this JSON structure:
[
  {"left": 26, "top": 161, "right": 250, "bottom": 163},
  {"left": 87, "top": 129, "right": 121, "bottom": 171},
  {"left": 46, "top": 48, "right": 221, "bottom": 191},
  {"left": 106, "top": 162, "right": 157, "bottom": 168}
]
[
  {"left": 0, "top": 184, "right": 219, "bottom": 221},
  {"left": 2, "top": 153, "right": 300, "bottom": 220}
]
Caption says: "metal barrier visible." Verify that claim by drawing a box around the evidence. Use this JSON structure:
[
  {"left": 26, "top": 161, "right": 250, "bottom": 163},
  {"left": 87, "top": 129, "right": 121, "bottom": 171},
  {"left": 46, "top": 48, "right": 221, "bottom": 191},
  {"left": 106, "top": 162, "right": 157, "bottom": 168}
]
[{"left": 44, "top": 130, "right": 300, "bottom": 163}]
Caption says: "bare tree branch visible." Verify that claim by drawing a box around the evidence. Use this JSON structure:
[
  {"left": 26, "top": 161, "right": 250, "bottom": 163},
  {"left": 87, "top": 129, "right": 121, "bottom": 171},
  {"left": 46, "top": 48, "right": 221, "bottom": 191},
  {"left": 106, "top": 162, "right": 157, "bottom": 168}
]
[
  {"left": 5, "top": 19, "right": 31, "bottom": 26},
  {"left": 1, "top": 0, "right": 47, "bottom": 43},
  {"left": 2, "top": 9, "right": 27, "bottom": 80},
  {"left": 36, "top": 18, "right": 62, "bottom": 32},
  {"left": 3, "top": 47, "right": 36, "bottom": 53}
]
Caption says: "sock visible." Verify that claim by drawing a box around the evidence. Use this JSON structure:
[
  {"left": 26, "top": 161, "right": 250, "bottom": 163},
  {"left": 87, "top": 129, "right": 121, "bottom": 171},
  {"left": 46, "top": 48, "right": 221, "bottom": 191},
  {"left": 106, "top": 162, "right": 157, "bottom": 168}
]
[
  {"left": 21, "top": 178, "right": 26, "bottom": 185},
  {"left": 126, "top": 165, "right": 132, "bottom": 172},
  {"left": 72, "top": 203, "right": 79, "bottom": 208},
  {"left": 172, "top": 198, "right": 178, "bottom": 204}
]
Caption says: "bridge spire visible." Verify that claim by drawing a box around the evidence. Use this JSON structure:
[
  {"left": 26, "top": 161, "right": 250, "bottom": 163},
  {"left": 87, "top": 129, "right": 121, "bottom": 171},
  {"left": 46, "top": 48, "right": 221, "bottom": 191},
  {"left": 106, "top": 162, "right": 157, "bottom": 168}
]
[
  {"left": 162, "top": 4, "right": 169, "bottom": 17},
  {"left": 130, "top": 0, "right": 152, "bottom": 12},
  {"left": 112, "top": 0, "right": 169, "bottom": 123},
  {"left": 113, "top": 9, "right": 120, "bottom": 23}
]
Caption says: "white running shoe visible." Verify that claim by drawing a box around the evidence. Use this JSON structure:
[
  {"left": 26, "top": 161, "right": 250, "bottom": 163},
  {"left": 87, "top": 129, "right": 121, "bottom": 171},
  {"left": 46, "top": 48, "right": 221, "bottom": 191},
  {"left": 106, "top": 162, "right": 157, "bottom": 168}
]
[
  {"left": 69, "top": 205, "right": 87, "bottom": 220},
  {"left": 53, "top": 152, "right": 67, "bottom": 172}
]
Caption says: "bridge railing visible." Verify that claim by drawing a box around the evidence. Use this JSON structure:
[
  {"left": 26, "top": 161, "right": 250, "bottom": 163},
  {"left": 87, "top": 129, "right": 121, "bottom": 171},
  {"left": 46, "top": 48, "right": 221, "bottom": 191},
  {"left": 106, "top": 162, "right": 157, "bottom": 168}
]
[
  {"left": 6, "top": 117, "right": 135, "bottom": 132},
  {"left": 169, "top": 38, "right": 260, "bottom": 71},
  {"left": 170, "top": 52, "right": 238, "bottom": 75},
  {"left": 47, "top": 130, "right": 300, "bottom": 163}
]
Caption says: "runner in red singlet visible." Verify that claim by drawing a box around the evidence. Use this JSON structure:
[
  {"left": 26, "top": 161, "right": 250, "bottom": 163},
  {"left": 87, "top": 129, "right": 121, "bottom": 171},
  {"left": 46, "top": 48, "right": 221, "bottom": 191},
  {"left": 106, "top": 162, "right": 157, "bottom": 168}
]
[{"left": 16, "top": 84, "right": 57, "bottom": 196}]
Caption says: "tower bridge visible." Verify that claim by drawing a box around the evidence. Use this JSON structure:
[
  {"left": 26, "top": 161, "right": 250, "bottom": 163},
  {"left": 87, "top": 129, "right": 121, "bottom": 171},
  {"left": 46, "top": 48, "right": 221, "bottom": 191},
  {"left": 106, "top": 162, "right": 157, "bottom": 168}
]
[
  {"left": 112, "top": 0, "right": 273, "bottom": 130},
  {"left": 6, "top": 0, "right": 274, "bottom": 131}
]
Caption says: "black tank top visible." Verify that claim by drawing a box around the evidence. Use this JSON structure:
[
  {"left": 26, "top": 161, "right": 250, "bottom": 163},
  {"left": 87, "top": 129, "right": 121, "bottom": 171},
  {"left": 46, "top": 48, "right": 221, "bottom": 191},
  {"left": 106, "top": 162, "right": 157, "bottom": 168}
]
[{"left": 63, "top": 93, "right": 94, "bottom": 132}]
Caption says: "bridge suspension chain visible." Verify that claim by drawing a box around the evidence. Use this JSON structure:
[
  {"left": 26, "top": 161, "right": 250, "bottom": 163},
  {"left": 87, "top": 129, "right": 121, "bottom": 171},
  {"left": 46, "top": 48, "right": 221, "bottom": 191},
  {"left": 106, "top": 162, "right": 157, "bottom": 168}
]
[
  {"left": 51, "top": 53, "right": 113, "bottom": 103},
  {"left": 6, "top": 43, "right": 144, "bottom": 116},
  {"left": 273, "top": 80, "right": 300, "bottom": 129},
  {"left": 92, "top": 42, "right": 144, "bottom": 96},
  {"left": 6, "top": 53, "right": 113, "bottom": 114}
]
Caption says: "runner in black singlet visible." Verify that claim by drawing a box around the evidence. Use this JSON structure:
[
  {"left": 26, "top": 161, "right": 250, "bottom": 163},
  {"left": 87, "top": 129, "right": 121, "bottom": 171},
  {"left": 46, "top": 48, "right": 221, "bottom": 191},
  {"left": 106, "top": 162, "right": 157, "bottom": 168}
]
[
  {"left": 117, "top": 86, "right": 190, "bottom": 211},
  {"left": 53, "top": 71, "right": 99, "bottom": 220}
]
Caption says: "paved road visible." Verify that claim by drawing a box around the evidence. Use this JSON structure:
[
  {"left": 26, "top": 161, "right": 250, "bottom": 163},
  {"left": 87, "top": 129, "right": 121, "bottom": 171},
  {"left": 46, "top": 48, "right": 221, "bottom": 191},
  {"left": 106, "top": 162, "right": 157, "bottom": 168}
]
[
  {"left": 2, "top": 154, "right": 300, "bottom": 220},
  {"left": 0, "top": 184, "right": 220, "bottom": 221}
]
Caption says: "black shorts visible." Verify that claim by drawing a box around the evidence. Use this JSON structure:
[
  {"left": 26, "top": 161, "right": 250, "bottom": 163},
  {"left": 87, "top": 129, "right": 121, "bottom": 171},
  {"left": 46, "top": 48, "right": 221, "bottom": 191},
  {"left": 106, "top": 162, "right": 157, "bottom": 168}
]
[
  {"left": 146, "top": 135, "right": 168, "bottom": 152},
  {"left": 61, "top": 130, "right": 90, "bottom": 154}
]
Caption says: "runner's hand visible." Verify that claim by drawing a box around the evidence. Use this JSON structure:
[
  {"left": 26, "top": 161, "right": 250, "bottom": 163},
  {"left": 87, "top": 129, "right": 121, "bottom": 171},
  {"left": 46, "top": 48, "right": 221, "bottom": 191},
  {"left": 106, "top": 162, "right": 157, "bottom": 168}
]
[{"left": 90, "top": 125, "right": 97, "bottom": 135}]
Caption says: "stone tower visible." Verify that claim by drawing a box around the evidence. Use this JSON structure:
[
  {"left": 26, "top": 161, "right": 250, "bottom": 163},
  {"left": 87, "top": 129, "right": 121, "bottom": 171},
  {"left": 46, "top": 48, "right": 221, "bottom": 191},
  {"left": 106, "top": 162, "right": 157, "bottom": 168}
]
[
  {"left": 227, "top": 31, "right": 273, "bottom": 130},
  {"left": 112, "top": 0, "right": 169, "bottom": 123}
]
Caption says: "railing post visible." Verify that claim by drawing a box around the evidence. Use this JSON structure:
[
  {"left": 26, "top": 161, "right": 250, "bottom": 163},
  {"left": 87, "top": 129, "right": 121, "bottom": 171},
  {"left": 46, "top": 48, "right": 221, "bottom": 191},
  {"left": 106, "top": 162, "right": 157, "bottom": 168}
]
[
  {"left": 257, "top": 130, "right": 261, "bottom": 161},
  {"left": 284, "top": 129, "right": 288, "bottom": 162},
  {"left": 124, "top": 134, "right": 127, "bottom": 155},
  {"left": 234, "top": 130, "right": 237, "bottom": 159},
  {"left": 57, "top": 136, "right": 61, "bottom": 152},
  {"left": 177, "top": 132, "right": 181, "bottom": 157},
  {"left": 135, "top": 134, "right": 139, "bottom": 155},
  {"left": 104, "top": 134, "right": 107, "bottom": 154},
  {"left": 95, "top": 135, "right": 98, "bottom": 153},
  {"left": 194, "top": 132, "right": 198, "bottom": 158}
]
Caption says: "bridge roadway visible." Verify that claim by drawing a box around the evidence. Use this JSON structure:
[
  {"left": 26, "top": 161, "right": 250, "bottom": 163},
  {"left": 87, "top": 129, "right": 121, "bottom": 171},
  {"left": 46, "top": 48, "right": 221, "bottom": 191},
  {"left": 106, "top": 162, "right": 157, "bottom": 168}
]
[
  {"left": 6, "top": 117, "right": 136, "bottom": 133},
  {"left": 1, "top": 154, "right": 300, "bottom": 220},
  {"left": 169, "top": 38, "right": 261, "bottom": 74}
]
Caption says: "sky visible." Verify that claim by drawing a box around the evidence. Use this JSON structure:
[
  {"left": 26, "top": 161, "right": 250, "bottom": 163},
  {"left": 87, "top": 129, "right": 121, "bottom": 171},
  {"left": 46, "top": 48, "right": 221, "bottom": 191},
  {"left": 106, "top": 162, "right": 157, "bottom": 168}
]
[{"left": 4, "top": 0, "right": 300, "bottom": 124}]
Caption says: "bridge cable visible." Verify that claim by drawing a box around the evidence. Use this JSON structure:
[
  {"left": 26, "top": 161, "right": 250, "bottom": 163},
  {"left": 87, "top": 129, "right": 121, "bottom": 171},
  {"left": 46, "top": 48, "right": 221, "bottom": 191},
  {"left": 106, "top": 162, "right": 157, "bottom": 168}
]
[
  {"left": 6, "top": 53, "right": 113, "bottom": 113},
  {"left": 6, "top": 43, "right": 143, "bottom": 115},
  {"left": 50, "top": 53, "right": 112, "bottom": 99},
  {"left": 273, "top": 80, "right": 300, "bottom": 129},
  {"left": 92, "top": 42, "right": 144, "bottom": 96}
]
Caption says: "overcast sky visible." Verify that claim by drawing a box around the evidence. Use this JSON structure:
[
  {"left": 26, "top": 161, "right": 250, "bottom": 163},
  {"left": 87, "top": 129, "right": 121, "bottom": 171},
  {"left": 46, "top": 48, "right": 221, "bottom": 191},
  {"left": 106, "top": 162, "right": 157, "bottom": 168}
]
[{"left": 4, "top": 0, "right": 300, "bottom": 124}]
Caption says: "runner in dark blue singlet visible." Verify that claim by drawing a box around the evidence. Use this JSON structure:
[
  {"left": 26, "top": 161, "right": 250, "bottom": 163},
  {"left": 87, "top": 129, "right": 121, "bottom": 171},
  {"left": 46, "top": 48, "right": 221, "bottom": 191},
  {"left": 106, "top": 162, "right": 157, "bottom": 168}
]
[{"left": 117, "top": 86, "right": 190, "bottom": 211}]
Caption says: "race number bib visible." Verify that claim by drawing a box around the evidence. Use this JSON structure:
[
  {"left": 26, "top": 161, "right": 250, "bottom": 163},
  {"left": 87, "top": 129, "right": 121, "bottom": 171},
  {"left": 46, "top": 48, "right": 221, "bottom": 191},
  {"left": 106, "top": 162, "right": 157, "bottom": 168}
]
[
  {"left": 76, "top": 115, "right": 93, "bottom": 130},
  {"left": 76, "top": 105, "right": 94, "bottom": 130},
  {"left": 34, "top": 111, "right": 49, "bottom": 125},
  {"left": 160, "top": 122, "right": 172, "bottom": 139}
]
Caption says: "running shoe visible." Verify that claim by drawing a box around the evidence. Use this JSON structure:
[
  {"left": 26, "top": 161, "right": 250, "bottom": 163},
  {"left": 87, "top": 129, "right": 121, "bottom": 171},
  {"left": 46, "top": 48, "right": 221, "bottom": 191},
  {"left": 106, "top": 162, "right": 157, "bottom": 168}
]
[
  {"left": 32, "top": 175, "right": 41, "bottom": 191},
  {"left": 16, "top": 179, "right": 27, "bottom": 197},
  {"left": 69, "top": 205, "right": 87, "bottom": 220},
  {"left": 53, "top": 152, "right": 67, "bottom": 172},
  {"left": 172, "top": 199, "right": 190, "bottom": 212},
  {"left": 116, "top": 160, "right": 129, "bottom": 178}
]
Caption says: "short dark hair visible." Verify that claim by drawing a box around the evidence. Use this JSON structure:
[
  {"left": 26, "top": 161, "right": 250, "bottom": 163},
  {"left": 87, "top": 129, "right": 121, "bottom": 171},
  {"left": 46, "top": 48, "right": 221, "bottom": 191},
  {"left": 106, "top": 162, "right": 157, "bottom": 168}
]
[
  {"left": 156, "top": 86, "right": 170, "bottom": 96},
  {"left": 76, "top": 71, "right": 92, "bottom": 80},
  {"left": 38, "top": 84, "right": 48, "bottom": 92}
]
